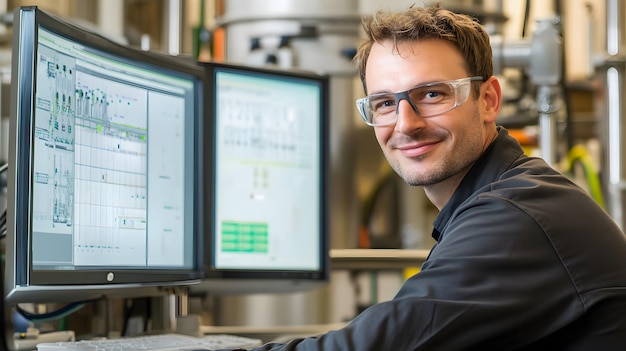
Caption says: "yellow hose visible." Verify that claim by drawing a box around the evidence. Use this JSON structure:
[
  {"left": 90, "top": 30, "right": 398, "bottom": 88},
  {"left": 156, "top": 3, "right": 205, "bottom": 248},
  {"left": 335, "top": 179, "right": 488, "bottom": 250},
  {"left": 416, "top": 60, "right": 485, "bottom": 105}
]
[{"left": 563, "top": 145, "right": 605, "bottom": 209}]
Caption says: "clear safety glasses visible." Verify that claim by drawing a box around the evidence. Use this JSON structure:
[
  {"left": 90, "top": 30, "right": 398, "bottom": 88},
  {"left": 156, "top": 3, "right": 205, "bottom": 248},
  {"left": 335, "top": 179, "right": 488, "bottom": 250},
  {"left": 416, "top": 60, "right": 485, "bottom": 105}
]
[{"left": 356, "top": 76, "right": 484, "bottom": 126}]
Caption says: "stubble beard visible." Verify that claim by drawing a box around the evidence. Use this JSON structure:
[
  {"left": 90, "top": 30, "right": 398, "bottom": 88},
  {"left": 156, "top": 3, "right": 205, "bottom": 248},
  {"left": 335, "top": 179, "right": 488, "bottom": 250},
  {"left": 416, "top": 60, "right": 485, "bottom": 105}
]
[
  {"left": 388, "top": 153, "right": 458, "bottom": 187},
  {"left": 385, "top": 110, "right": 484, "bottom": 187}
]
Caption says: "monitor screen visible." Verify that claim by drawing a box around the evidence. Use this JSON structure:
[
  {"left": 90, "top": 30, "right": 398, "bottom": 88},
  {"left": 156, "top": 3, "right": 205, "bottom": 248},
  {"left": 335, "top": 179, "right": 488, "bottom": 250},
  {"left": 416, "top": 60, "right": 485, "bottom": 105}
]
[
  {"left": 192, "top": 62, "right": 329, "bottom": 294},
  {"left": 5, "top": 6, "right": 206, "bottom": 304}
]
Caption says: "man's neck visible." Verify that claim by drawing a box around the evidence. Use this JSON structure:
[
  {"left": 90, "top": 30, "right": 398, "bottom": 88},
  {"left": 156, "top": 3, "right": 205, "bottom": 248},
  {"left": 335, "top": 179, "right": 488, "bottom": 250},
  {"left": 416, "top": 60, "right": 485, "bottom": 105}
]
[
  {"left": 425, "top": 129, "right": 500, "bottom": 210},
  {"left": 423, "top": 172, "right": 467, "bottom": 210}
]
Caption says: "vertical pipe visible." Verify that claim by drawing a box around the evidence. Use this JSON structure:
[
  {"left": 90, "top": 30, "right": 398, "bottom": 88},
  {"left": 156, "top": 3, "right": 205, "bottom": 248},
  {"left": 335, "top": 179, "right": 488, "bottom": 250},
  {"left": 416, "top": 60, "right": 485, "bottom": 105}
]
[
  {"left": 606, "top": 0, "right": 621, "bottom": 56},
  {"left": 606, "top": 66, "right": 622, "bottom": 228},
  {"left": 165, "top": 0, "right": 182, "bottom": 56},
  {"left": 97, "top": 0, "right": 124, "bottom": 40},
  {"left": 538, "top": 110, "right": 557, "bottom": 166},
  {"left": 585, "top": 3, "right": 595, "bottom": 76},
  {"left": 601, "top": 0, "right": 626, "bottom": 229},
  {"left": 531, "top": 19, "right": 562, "bottom": 167}
]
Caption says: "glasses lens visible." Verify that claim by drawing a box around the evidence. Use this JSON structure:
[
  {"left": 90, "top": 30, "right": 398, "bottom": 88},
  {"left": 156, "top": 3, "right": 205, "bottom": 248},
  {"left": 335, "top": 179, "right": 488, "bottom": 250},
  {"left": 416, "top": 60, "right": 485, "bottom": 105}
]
[
  {"left": 407, "top": 82, "right": 456, "bottom": 117},
  {"left": 367, "top": 94, "right": 397, "bottom": 125},
  {"left": 357, "top": 95, "right": 395, "bottom": 126}
]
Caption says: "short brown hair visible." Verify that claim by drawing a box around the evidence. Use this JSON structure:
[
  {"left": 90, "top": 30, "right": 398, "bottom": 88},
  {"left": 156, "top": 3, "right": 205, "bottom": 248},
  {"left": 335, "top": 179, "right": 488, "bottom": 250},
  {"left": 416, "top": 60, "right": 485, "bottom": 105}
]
[{"left": 353, "top": 4, "right": 492, "bottom": 95}]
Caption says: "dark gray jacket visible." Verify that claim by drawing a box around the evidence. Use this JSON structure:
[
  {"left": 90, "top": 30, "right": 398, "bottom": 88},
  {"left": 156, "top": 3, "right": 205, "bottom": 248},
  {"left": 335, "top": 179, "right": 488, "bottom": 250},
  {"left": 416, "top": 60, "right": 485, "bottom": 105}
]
[{"left": 250, "top": 127, "right": 626, "bottom": 350}]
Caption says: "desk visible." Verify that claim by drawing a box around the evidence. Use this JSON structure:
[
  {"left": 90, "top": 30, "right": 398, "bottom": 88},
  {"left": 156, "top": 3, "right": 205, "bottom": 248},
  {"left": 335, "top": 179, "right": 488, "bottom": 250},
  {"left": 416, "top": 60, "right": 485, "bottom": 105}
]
[
  {"left": 330, "top": 248, "right": 430, "bottom": 308},
  {"left": 195, "top": 249, "right": 430, "bottom": 343},
  {"left": 330, "top": 248, "right": 430, "bottom": 270}
]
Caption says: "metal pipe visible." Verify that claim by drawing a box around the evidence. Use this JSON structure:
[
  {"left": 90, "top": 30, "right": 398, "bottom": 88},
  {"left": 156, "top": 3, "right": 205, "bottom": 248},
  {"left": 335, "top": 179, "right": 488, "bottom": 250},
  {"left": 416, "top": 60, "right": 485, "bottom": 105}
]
[
  {"left": 491, "top": 37, "right": 531, "bottom": 75},
  {"left": 165, "top": 0, "right": 182, "bottom": 56},
  {"left": 97, "top": 0, "right": 124, "bottom": 41},
  {"left": 598, "top": 0, "right": 626, "bottom": 229},
  {"left": 606, "top": 0, "right": 621, "bottom": 56},
  {"left": 606, "top": 66, "right": 623, "bottom": 228},
  {"left": 537, "top": 87, "right": 559, "bottom": 166}
]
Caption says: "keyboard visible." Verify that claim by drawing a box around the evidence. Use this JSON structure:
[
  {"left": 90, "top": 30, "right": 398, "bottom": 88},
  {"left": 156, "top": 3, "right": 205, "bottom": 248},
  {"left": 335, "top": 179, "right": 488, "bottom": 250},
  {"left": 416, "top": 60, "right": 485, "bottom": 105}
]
[{"left": 36, "top": 333, "right": 263, "bottom": 351}]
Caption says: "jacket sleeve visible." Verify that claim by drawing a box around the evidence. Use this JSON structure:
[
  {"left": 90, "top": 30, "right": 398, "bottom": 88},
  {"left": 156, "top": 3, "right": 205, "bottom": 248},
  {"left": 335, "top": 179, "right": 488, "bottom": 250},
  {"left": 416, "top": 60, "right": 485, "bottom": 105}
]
[{"left": 240, "top": 195, "right": 579, "bottom": 350}]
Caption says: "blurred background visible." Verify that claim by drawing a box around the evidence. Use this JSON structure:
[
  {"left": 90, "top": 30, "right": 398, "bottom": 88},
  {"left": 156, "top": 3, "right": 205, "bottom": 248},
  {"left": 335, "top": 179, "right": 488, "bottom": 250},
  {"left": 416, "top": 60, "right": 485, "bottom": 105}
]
[{"left": 2, "top": 0, "right": 624, "bottom": 341}]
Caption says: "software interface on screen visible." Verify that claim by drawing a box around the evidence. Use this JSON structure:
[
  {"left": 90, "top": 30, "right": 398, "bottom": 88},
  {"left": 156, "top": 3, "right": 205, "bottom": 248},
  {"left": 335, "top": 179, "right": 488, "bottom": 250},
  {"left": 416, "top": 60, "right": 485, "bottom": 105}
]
[
  {"left": 30, "top": 27, "right": 196, "bottom": 272},
  {"left": 213, "top": 69, "right": 323, "bottom": 272}
]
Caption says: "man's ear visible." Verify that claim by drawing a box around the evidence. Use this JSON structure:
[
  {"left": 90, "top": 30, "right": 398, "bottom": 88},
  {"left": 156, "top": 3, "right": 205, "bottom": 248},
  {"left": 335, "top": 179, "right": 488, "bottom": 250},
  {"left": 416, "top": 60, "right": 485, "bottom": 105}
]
[{"left": 480, "top": 76, "right": 502, "bottom": 123}]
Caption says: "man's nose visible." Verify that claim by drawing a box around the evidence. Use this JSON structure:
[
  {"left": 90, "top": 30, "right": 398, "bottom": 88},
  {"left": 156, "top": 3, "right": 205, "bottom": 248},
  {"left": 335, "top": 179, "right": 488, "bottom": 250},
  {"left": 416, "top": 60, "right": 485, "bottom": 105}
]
[{"left": 395, "top": 98, "right": 425, "bottom": 132}]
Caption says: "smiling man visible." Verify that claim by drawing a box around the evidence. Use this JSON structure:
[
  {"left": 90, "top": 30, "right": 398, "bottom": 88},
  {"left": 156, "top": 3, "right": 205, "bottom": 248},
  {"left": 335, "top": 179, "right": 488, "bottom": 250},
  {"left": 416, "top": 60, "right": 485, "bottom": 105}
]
[
  {"left": 238, "top": 4, "right": 626, "bottom": 350},
  {"left": 359, "top": 36, "right": 498, "bottom": 209}
]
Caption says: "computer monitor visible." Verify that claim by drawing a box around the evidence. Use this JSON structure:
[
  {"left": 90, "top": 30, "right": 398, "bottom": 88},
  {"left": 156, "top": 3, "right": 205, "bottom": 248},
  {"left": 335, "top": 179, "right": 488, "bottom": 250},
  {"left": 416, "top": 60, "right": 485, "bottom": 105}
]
[
  {"left": 191, "top": 62, "right": 329, "bottom": 294},
  {"left": 4, "top": 6, "right": 206, "bottom": 305}
]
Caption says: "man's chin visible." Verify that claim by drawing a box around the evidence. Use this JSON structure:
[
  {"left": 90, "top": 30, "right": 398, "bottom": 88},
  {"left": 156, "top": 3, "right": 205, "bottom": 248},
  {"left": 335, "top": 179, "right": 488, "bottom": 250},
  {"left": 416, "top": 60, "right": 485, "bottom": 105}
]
[{"left": 397, "top": 169, "right": 433, "bottom": 187}]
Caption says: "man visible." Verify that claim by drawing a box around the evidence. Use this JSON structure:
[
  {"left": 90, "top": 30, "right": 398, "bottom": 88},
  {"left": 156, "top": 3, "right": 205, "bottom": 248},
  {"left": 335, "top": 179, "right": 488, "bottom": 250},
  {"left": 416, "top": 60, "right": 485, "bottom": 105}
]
[{"left": 245, "top": 4, "right": 626, "bottom": 350}]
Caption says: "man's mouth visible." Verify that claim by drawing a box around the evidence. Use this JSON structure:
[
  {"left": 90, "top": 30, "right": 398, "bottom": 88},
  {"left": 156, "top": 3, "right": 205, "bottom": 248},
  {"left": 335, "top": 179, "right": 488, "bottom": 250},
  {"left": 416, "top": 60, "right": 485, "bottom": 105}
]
[{"left": 396, "top": 140, "right": 439, "bottom": 158}]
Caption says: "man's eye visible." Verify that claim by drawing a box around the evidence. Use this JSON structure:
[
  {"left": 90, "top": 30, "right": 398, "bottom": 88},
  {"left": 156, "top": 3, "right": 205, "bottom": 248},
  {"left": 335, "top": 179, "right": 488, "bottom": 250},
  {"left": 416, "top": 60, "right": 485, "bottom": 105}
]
[
  {"left": 412, "top": 84, "right": 453, "bottom": 103},
  {"left": 424, "top": 91, "right": 441, "bottom": 99},
  {"left": 372, "top": 97, "right": 395, "bottom": 112}
]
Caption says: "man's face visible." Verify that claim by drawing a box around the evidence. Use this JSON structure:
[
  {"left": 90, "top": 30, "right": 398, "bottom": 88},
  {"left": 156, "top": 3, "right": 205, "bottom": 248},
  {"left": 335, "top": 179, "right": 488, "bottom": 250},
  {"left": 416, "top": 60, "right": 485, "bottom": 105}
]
[{"left": 365, "top": 39, "right": 490, "bottom": 187}]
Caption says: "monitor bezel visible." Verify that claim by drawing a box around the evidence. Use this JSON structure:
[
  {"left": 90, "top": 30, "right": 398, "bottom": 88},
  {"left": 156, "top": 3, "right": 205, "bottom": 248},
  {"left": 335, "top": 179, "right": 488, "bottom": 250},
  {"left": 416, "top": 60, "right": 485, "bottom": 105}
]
[
  {"left": 195, "top": 62, "right": 330, "bottom": 295},
  {"left": 5, "top": 6, "right": 207, "bottom": 305}
]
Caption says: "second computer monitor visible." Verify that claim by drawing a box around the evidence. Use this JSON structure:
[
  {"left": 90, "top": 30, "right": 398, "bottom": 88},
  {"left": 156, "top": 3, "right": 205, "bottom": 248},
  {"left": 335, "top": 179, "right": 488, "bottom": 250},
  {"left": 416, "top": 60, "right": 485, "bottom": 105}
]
[{"left": 196, "top": 62, "right": 330, "bottom": 294}]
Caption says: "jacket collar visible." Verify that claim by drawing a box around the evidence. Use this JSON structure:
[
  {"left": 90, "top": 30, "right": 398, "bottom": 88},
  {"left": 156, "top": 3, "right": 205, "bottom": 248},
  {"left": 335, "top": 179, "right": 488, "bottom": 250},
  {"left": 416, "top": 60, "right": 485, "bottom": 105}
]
[{"left": 431, "top": 127, "right": 526, "bottom": 241}]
